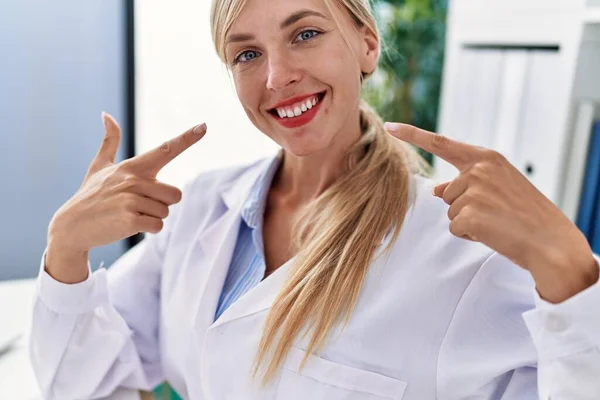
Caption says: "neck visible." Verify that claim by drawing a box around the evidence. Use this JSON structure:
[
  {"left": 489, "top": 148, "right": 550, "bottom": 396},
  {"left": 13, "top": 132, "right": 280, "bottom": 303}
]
[{"left": 270, "top": 112, "right": 364, "bottom": 210}]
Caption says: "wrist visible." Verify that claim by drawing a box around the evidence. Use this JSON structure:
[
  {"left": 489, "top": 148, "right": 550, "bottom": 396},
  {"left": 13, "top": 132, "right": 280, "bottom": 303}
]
[
  {"left": 532, "top": 254, "right": 599, "bottom": 304},
  {"left": 45, "top": 240, "right": 90, "bottom": 284}
]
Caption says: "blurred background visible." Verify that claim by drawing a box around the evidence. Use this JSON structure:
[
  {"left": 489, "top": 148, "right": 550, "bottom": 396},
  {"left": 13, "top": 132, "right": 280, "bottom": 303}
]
[
  {"left": 0, "top": 0, "right": 452, "bottom": 281},
  {"left": 1, "top": 0, "right": 600, "bottom": 398}
]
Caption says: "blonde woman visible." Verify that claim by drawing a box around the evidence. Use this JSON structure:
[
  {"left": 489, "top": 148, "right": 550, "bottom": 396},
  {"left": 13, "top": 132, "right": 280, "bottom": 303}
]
[{"left": 31, "top": 0, "right": 600, "bottom": 399}]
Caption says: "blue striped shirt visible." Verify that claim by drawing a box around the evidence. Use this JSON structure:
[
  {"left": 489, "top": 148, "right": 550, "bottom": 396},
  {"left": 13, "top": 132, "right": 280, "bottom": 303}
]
[{"left": 214, "top": 153, "right": 283, "bottom": 321}]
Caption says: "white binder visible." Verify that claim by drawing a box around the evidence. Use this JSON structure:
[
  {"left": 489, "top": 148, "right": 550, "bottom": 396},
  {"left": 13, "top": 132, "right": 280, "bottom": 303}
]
[
  {"left": 491, "top": 50, "right": 529, "bottom": 166},
  {"left": 515, "top": 51, "right": 562, "bottom": 201},
  {"left": 434, "top": 48, "right": 561, "bottom": 204}
]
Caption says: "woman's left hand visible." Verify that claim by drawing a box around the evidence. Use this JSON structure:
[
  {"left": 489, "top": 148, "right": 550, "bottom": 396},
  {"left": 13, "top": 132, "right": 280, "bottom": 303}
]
[{"left": 385, "top": 122, "right": 599, "bottom": 303}]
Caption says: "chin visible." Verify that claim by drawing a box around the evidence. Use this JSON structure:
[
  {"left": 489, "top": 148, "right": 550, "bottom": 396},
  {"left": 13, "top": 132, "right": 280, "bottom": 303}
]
[{"left": 279, "top": 130, "right": 334, "bottom": 158}]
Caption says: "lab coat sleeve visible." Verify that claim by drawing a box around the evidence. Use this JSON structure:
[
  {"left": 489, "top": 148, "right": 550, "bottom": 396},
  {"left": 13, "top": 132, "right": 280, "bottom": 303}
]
[
  {"left": 29, "top": 209, "right": 178, "bottom": 399},
  {"left": 521, "top": 253, "right": 600, "bottom": 399}
]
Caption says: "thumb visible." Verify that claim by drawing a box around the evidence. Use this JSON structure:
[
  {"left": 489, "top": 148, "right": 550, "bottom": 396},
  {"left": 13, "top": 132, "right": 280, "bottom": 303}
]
[
  {"left": 95, "top": 111, "right": 122, "bottom": 165},
  {"left": 432, "top": 181, "right": 450, "bottom": 198}
]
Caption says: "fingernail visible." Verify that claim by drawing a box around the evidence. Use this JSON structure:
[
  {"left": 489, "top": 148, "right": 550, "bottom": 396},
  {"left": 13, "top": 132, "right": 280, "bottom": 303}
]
[
  {"left": 193, "top": 123, "right": 207, "bottom": 136},
  {"left": 384, "top": 122, "right": 402, "bottom": 132},
  {"left": 101, "top": 111, "right": 108, "bottom": 128}
]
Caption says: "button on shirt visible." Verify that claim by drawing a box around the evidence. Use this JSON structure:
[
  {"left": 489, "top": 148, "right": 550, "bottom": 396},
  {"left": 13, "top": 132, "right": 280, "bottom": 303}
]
[{"left": 214, "top": 153, "right": 283, "bottom": 321}]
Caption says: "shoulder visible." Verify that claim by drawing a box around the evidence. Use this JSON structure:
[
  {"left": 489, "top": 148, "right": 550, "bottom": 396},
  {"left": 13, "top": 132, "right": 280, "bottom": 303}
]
[
  {"left": 370, "top": 173, "right": 496, "bottom": 308},
  {"left": 380, "top": 172, "right": 535, "bottom": 321},
  {"left": 404, "top": 174, "right": 535, "bottom": 284},
  {"left": 394, "top": 173, "right": 495, "bottom": 266},
  {"left": 389, "top": 173, "right": 535, "bottom": 290}
]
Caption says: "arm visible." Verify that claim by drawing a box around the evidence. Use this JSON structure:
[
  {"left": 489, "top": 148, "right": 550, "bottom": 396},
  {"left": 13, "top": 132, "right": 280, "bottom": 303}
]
[
  {"left": 385, "top": 123, "right": 600, "bottom": 398},
  {"left": 28, "top": 113, "right": 205, "bottom": 399},
  {"left": 30, "top": 209, "right": 177, "bottom": 400}
]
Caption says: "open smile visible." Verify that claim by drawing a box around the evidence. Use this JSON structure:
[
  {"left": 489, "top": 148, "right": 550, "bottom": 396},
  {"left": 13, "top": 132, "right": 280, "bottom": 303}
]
[{"left": 267, "top": 91, "right": 326, "bottom": 129}]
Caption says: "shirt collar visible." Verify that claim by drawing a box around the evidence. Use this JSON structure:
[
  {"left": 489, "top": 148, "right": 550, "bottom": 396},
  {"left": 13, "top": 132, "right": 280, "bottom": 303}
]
[{"left": 240, "top": 150, "right": 284, "bottom": 230}]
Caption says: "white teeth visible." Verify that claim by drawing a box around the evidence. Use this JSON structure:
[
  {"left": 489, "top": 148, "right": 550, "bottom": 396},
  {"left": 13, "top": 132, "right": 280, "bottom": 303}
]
[{"left": 274, "top": 94, "right": 321, "bottom": 118}]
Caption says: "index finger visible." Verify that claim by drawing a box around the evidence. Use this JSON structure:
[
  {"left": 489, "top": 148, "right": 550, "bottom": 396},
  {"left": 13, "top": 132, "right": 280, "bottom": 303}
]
[
  {"left": 384, "top": 122, "right": 478, "bottom": 170},
  {"left": 133, "top": 123, "right": 207, "bottom": 176}
]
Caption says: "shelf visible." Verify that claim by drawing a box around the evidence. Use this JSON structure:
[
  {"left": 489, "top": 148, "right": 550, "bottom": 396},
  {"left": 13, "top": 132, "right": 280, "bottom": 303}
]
[{"left": 583, "top": 8, "right": 600, "bottom": 23}]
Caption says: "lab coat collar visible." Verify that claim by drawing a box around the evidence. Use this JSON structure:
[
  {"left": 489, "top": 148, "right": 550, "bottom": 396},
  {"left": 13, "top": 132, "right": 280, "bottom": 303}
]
[
  {"left": 192, "top": 150, "right": 287, "bottom": 334},
  {"left": 193, "top": 148, "right": 400, "bottom": 333},
  {"left": 239, "top": 150, "right": 284, "bottom": 231},
  {"left": 221, "top": 149, "right": 284, "bottom": 213},
  {"left": 220, "top": 147, "right": 399, "bottom": 248}
]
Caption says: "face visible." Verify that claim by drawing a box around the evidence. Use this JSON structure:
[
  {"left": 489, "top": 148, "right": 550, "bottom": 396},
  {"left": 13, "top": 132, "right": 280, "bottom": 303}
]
[{"left": 224, "top": 0, "right": 379, "bottom": 157}]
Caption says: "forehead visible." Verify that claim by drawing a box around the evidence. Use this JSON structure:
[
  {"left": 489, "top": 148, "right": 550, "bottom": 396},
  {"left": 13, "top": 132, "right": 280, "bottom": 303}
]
[{"left": 230, "top": 0, "right": 332, "bottom": 32}]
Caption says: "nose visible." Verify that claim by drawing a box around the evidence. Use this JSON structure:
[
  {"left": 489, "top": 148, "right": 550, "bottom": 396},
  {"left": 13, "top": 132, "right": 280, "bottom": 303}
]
[{"left": 266, "top": 54, "right": 302, "bottom": 91}]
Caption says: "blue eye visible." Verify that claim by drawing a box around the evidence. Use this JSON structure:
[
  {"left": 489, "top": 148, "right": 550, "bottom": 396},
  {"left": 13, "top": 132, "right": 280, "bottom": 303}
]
[
  {"left": 232, "top": 30, "right": 321, "bottom": 65},
  {"left": 295, "top": 29, "right": 320, "bottom": 42},
  {"left": 235, "top": 50, "right": 261, "bottom": 64}
]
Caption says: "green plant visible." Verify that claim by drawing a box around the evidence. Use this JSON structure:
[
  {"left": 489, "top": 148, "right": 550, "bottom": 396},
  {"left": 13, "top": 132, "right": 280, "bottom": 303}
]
[{"left": 363, "top": 0, "right": 448, "bottom": 165}]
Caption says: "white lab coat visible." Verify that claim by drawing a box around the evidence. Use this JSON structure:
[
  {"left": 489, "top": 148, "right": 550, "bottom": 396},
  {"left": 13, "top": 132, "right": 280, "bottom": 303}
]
[{"left": 30, "top": 152, "right": 600, "bottom": 400}]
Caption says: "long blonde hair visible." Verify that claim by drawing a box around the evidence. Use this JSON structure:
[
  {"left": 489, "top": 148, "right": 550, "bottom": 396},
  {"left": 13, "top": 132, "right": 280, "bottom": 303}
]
[{"left": 211, "top": 0, "right": 431, "bottom": 386}]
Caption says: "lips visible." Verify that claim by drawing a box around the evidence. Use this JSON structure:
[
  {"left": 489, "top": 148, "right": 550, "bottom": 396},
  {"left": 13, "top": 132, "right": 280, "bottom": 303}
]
[
  {"left": 268, "top": 91, "right": 326, "bottom": 118},
  {"left": 268, "top": 91, "right": 326, "bottom": 129}
]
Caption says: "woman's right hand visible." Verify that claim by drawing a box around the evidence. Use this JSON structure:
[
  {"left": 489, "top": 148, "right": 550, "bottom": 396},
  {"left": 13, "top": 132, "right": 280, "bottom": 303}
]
[{"left": 45, "top": 112, "right": 207, "bottom": 283}]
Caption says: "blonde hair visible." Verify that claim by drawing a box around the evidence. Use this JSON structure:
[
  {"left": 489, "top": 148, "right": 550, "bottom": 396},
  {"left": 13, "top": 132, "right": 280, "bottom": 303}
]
[{"left": 211, "top": 0, "right": 432, "bottom": 386}]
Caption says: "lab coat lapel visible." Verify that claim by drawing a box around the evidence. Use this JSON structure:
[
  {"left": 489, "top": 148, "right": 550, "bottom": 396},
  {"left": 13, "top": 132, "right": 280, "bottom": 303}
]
[
  {"left": 209, "top": 211, "right": 396, "bottom": 331},
  {"left": 210, "top": 253, "right": 297, "bottom": 329},
  {"left": 191, "top": 154, "right": 280, "bottom": 335},
  {"left": 190, "top": 205, "right": 241, "bottom": 332}
]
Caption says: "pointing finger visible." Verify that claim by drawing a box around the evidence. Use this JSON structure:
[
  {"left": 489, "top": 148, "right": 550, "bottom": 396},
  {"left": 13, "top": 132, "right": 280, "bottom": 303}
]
[
  {"left": 384, "top": 122, "right": 480, "bottom": 171},
  {"left": 133, "top": 123, "right": 207, "bottom": 176}
]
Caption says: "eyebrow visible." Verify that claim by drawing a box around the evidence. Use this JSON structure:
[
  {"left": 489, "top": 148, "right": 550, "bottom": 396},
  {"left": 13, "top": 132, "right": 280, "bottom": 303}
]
[
  {"left": 226, "top": 10, "right": 327, "bottom": 45},
  {"left": 280, "top": 10, "right": 327, "bottom": 29}
]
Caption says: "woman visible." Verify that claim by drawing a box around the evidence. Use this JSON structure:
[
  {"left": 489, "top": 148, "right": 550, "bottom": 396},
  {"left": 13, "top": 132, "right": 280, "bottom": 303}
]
[{"left": 31, "top": 0, "right": 600, "bottom": 398}]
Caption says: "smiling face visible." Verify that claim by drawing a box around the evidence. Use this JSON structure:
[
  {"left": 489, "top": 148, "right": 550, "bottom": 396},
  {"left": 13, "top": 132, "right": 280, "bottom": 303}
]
[{"left": 223, "top": 0, "right": 379, "bottom": 157}]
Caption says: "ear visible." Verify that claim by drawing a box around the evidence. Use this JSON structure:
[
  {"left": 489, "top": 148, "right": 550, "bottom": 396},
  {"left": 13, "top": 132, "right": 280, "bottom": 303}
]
[{"left": 359, "top": 26, "right": 379, "bottom": 76}]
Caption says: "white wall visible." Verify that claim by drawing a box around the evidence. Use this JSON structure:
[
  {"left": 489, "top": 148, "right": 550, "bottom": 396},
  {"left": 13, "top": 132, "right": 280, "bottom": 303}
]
[{"left": 134, "top": 1, "right": 279, "bottom": 188}]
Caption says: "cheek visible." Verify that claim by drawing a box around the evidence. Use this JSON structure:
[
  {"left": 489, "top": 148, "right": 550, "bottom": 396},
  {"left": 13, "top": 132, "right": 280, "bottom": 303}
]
[
  {"left": 234, "top": 83, "right": 255, "bottom": 111},
  {"left": 233, "top": 74, "right": 274, "bottom": 133},
  {"left": 320, "top": 42, "right": 361, "bottom": 95},
  {"left": 233, "top": 71, "right": 263, "bottom": 111}
]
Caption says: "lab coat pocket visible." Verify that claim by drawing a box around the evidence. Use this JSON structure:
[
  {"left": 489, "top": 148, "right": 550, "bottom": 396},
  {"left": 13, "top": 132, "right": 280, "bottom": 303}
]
[{"left": 276, "top": 347, "right": 407, "bottom": 400}]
